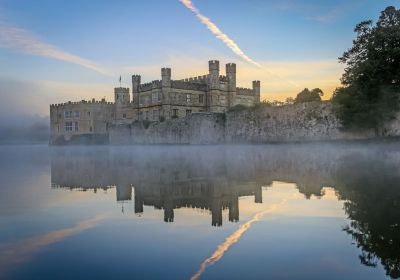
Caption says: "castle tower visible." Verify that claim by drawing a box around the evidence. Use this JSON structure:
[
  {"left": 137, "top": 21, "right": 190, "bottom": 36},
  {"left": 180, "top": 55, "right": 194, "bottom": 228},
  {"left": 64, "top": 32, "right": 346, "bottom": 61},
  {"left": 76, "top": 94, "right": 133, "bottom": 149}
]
[
  {"left": 114, "top": 87, "right": 130, "bottom": 105},
  {"left": 161, "top": 67, "right": 171, "bottom": 87},
  {"left": 208, "top": 60, "right": 220, "bottom": 112},
  {"left": 209, "top": 60, "right": 220, "bottom": 90},
  {"left": 211, "top": 197, "right": 223, "bottom": 227},
  {"left": 161, "top": 68, "right": 172, "bottom": 118},
  {"left": 132, "top": 75, "right": 141, "bottom": 120},
  {"left": 229, "top": 195, "right": 239, "bottom": 222},
  {"left": 134, "top": 189, "right": 144, "bottom": 214},
  {"left": 226, "top": 63, "right": 236, "bottom": 107},
  {"left": 164, "top": 199, "right": 174, "bottom": 223},
  {"left": 132, "top": 75, "right": 141, "bottom": 107},
  {"left": 253, "top": 80, "right": 261, "bottom": 103},
  {"left": 255, "top": 186, "right": 262, "bottom": 204}
]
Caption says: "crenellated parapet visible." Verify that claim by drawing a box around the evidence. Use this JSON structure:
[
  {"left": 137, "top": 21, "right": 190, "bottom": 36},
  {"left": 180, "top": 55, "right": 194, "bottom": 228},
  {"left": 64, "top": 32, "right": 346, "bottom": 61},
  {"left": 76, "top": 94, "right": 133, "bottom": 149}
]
[
  {"left": 171, "top": 80, "right": 208, "bottom": 91},
  {"left": 236, "top": 87, "right": 254, "bottom": 96},
  {"left": 219, "top": 75, "right": 227, "bottom": 82},
  {"left": 140, "top": 80, "right": 162, "bottom": 91},
  {"left": 50, "top": 98, "right": 114, "bottom": 108},
  {"left": 178, "top": 75, "right": 209, "bottom": 84}
]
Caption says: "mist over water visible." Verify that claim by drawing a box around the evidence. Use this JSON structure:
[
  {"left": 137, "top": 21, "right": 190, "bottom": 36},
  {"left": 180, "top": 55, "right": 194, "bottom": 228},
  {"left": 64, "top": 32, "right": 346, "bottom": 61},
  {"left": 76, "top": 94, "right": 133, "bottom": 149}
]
[{"left": 0, "top": 143, "right": 399, "bottom": 279}]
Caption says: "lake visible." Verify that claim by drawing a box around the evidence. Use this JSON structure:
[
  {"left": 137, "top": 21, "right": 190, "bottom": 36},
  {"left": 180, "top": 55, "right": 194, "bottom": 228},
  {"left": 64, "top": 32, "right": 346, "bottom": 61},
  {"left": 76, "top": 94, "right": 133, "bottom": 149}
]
[{"left": 0, "top": 144, "right": 399, "bottom": 280}]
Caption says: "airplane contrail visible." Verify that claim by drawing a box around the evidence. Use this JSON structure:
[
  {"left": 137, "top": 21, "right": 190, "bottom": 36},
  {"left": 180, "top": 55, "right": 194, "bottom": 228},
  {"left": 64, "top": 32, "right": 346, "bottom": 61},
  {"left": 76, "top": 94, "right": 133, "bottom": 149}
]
[
  {"left": 179, "top": 0, "right": 300, "bottom": 88},
  {"left": 0, "top": 214, "right": 108, "bottom": 275},
  {"left": 179, "top": 0, "right": 261, "bottom": 68},
  {"left": 190, "top": 198, "right": 289, "bottom": 280},
  {"left": 0, "top": 23, "right": 109, "bottom": 75}
]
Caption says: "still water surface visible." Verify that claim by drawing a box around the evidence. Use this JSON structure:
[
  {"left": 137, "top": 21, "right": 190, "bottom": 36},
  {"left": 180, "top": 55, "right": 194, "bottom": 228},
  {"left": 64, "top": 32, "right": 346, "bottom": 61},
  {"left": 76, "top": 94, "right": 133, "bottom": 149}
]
[{"left": 0, "top": 144, "right": 399, "bottom": 280}]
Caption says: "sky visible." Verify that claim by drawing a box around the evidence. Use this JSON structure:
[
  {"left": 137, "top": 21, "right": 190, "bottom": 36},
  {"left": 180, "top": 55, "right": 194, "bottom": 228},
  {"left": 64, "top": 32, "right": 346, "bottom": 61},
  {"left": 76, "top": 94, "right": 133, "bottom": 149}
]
[{"left": 0, "top": 0, "right": 398, "bottom": 117}]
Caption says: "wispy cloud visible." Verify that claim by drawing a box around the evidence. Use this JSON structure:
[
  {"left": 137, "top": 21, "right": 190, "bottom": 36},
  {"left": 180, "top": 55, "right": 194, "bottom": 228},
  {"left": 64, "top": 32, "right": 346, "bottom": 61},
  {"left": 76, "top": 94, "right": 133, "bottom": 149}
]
[
  {"left": 305, "top": 7, "right": 342, "bottom": 23},
  {"left": 0, "top": 23, "right": 109, "bottom": 75},
  {"left": 179, "top": 0, "right": 261, "bottom": 68}
]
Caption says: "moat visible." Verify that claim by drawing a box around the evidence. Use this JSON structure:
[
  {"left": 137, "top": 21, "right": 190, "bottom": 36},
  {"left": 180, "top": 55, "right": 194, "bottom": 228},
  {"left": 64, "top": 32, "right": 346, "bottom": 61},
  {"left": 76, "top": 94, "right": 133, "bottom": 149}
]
[{"left": 0, "top": 144, "right": 399, "bottom": 280}]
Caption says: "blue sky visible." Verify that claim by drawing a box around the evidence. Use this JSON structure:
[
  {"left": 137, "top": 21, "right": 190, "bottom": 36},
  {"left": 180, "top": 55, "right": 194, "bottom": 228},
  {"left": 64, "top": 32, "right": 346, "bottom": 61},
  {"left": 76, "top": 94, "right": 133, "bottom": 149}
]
[{"left": 0, "top": 0, "right": 398, "bottom": 117}]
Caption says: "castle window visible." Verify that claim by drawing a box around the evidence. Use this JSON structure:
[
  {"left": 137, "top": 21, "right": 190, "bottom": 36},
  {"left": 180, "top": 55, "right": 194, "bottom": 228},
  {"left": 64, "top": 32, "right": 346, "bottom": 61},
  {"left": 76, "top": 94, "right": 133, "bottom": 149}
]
[
  {"left": 145, "top": 111, "right": 149, "bottom": 120},
  {"left": 64, "top": 111, "right": 72, "bottom": 119},
  {"left": 186, "top": 109, "right": 192, "bottom": 116},
  {"left": 172, "top": 109, "right": 178, "bottom": 118},
  {"left": 153, "top": 110, "right": 159, "bottom": 120},
  {"left": 87, "top": 111, "right": 91, "bottom": 117},
  {"left": 186, "top": 93, "right": 191, "bottom": 103},
  {"left": 65, "top": 122, "right": 73, "bottom": 132},
  {"left": 74, "top": 111, "right": 80, "bottom": 118},
  {"left": 152, "top": 92, "right": 158, "bottom": 103},
  {"left": 123, "top": 113, "right": 127, "bottom": 119},
  {"left": 90, "top": 126, "right": 93, "bottom": 132},
  {"left": 74, "top": 122, "right": 79, "bottom": 131},
  {"left": 199, "top": 94, "right": 204, "bottom": 103}
]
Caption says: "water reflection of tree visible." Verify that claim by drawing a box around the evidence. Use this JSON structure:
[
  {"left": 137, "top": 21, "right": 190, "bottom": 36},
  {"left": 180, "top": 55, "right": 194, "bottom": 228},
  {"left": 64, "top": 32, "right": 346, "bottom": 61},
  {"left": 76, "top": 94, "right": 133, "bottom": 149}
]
[{"left": 334, "top": 153, "right": 400, "bottom": 279}]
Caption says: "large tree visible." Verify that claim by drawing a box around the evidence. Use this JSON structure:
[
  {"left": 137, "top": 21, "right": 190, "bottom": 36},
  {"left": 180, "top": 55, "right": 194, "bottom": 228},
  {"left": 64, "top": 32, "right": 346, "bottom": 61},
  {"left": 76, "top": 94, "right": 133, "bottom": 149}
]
[
  {"left": 294, "top": 88, "right": 323, "bottom": 104},
  {"left": 332, "top": 6, "right": 400, "bottom": 133}
]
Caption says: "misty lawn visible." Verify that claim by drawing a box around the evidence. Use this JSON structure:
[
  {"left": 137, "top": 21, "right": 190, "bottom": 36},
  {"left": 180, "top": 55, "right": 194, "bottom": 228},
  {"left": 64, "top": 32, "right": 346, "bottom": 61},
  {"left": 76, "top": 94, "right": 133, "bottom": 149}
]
[{"left": 0, "top": 144, "right": 399, "bottom": 280}]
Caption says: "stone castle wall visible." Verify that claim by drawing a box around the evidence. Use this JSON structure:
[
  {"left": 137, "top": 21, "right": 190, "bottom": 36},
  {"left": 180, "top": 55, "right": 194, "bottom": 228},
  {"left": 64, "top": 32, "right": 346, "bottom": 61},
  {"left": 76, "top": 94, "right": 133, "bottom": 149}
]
[
  {"left": 109, "top": 101, "right": 400, "bottom": 145},
  {"left": 109, "top": 113, "right": 225, "bottom": 144},
  {"left": 225, "top": 102, "right": 367, "bottom": 143}
]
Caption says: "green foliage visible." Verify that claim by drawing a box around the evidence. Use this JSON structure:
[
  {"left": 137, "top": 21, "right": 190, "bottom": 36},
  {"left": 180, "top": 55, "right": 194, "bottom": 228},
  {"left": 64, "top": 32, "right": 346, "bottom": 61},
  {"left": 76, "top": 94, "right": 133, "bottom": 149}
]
[
  {"left": 294, "top": 88, "right": 323, "bottom": 104},
  {"left": 227, "top": 101, "right": 274, "bottom": 113},
  {"left": 227, "top": 104, "right": 248, "bottom": 112},
  {"left": 251, "top": 100, "right": 272, "bottom": 109},
  {"left": 332, "top": 6, "right": 400, "bottom": 133},
  {"left": 334, "top": 153, "right": 400, "bottom": 278}
]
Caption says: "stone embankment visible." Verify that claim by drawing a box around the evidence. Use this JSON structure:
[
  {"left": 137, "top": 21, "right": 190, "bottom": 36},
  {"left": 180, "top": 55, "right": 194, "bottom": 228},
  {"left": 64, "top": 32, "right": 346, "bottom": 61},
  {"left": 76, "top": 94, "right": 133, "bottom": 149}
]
[{"left": 109, "top": 102, "right": 400, "bottom": 144}]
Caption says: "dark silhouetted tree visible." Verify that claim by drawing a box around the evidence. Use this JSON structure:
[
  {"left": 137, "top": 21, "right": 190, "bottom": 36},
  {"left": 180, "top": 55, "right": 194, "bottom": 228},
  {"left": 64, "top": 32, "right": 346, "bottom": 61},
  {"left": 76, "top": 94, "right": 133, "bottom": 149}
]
[
  {"left": 294, "top": 88, "right": 323, "bottom": 103},
  {"left": 332, "top": 6, "right": 400, "bottom": 133}
]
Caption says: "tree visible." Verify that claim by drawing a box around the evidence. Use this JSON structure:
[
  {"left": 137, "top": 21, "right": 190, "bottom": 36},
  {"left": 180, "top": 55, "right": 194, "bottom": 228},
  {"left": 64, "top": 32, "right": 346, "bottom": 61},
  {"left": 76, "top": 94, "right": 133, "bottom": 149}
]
[
  {"left": 294, "top": 88, "right": 323, "bottom": 104},
  {"left": 285, "top": 97, "right": 295, "bottom": 105},
  {"left": 332, "top": 6, "right": 400, "bottom": 133}
]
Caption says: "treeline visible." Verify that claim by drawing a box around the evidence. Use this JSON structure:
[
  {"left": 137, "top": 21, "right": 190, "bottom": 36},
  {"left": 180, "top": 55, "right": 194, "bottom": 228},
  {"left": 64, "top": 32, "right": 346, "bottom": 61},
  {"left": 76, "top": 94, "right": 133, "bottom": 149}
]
[{"left": 0, "top": 115, "right": 49, "bottom": 144}]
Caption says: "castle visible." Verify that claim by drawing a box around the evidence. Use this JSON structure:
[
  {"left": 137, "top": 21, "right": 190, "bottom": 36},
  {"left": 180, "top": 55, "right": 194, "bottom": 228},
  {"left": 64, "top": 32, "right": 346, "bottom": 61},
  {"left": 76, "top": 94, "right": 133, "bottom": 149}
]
[{"left": 50, "top": 60, "right": 260, "bottom": 144}]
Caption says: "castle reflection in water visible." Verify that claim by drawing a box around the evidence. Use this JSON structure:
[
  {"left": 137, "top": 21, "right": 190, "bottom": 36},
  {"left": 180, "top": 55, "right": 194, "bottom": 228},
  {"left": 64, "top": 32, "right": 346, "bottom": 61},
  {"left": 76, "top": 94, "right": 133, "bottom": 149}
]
[
  {"left": 50, "top": 144, "right": 400, "bottom": 278},
  {"left": 51, "top": 146, "right": 267, "bottom": 226}
]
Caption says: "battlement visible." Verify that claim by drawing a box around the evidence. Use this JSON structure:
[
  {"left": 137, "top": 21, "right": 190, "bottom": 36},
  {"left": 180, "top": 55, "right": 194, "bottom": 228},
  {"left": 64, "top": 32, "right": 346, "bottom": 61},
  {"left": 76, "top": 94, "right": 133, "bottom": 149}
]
[
  {"left": 177, "top": 75, "right": 209, "bottom": 84},
  {"left": 219, "top": 75, "right": 227, "bottom": 82},
  {"left": 236, "top": 87, "right": 254, "bottom": 95},
  {"left": 140, "top": 80, "right": 161, "bottom": 91},
  {"left": 114, "top": 87, "right": 129, "bottom": 93},
  {"left": 209, "top": 60, "right": 220, "bottom": 72},
  {"left": 50, "top": 98, "right": 114, "bottom": 108},
  {"left": 171, "top": 80, "right": 208, "bottom": 91}
]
